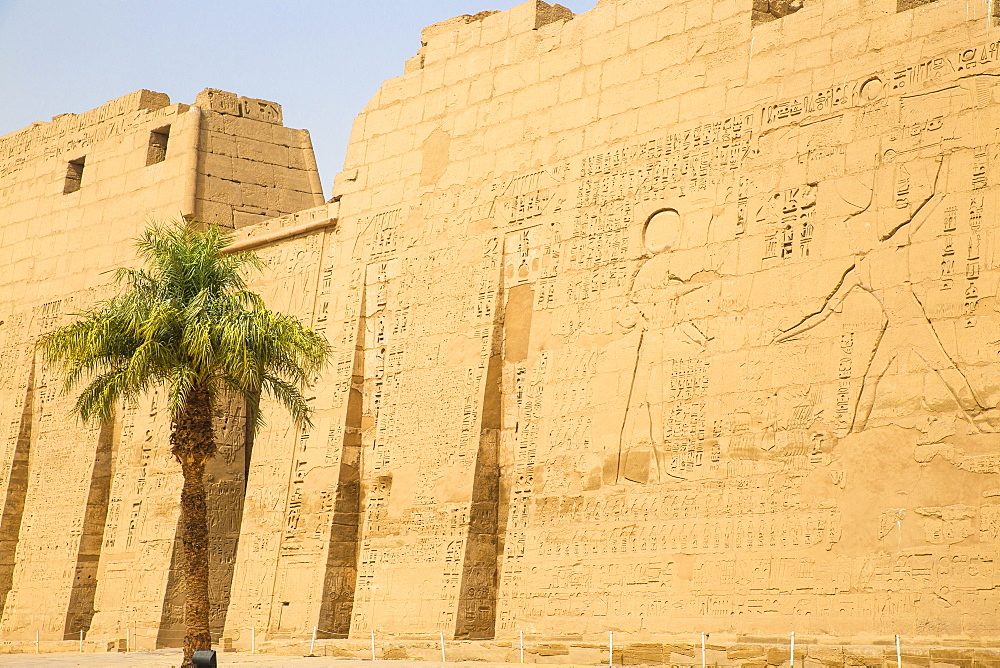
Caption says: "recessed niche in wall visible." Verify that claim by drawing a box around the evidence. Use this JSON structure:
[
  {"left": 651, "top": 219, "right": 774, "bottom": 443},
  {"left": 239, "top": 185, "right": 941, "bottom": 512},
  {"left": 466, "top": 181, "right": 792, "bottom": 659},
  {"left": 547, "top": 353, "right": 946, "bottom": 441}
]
[
  {"left": 752, "top": 0, "right": 803, "bottom": 26},
  {"left": 63, "top": 157, "right": 85, "bottom": 194},
  {"left": 146, "top": 126, "right": 170, "bottom": 166}
]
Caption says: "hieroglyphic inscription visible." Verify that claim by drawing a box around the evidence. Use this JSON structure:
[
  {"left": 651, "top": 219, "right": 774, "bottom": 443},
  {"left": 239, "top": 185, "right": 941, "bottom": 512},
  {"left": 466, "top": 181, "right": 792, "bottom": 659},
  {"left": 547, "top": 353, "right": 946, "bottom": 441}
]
[
  {"left": 491, "top": 171, "right": 560, "bottom": 226},
  {"left": 579, "top": 114, "right": 754, "bottom": 200},
  {"left": 759, "top": 184, "right": 817, "bottom": 263},
  {"left": 763, "top": 37, "right": 1000, "bottom": 134},
  {"left": 351, "top": 227, "right": 501, "bottom": 635},
  {"left": 962, "top": 148, "right": 987, "bottom": 327},
  {"left": 0, "top": 91, "right": 171, "bottom": 177},
  {"left": 11, "top": 0, "right": 1000, "bottom": 647},
  {"left": 197, "top": 88, "right": 283, "bottom": 124}
]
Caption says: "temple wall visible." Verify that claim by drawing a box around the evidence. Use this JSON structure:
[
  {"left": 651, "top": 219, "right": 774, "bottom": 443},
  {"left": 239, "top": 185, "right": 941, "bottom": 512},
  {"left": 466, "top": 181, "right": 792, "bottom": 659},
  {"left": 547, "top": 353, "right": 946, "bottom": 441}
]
[
  {"left": 0, "top": 89, "right": 323, "bottom": 644},
  {"left": 3, "top": 0, "right": 1000, "bottom": 650},
  {"left": 310, "top": 0, "right": 1000, "bottom": 641},
  {"left": 223, "top": 205, "right": 364, "bottom": 643}
]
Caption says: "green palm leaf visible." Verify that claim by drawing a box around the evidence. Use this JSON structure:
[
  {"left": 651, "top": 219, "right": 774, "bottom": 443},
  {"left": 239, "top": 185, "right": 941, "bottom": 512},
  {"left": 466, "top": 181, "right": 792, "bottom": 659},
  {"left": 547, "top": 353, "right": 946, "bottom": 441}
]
[{"left": 39, "top": 220, "right": 330, "bottom": 433}]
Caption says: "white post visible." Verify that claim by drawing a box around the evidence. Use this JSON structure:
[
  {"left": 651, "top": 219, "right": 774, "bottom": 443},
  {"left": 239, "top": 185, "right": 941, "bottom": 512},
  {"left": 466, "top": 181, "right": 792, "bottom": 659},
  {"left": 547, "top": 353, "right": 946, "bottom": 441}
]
[
  {"left": 371, "top": 630, "right": 376, "bottom": 661},
  {"left": 701, "top": 633, "right": 706, "bottom": 668},
  {"left": 789, "top": 632, "right": 795, "bottom": 668},
  {"left": 251, "top": 627, "right": 255, "bottom": 655},
  {"left": 609, "top": 631, "right": 614, "bottom": 668},
  {"left": 896, "top": 635, "right": 902, "bottom": 668},
  {"left": 126, "top": 627, "right": 130, "bottom": 653},
  {"left": 35, "top": 631, "right": 39, "bottom": 654},
  {"left": 80, "top": 629, "right": 84, "bottom": 653},
  {"left": 520, "top": 630, "right": 524, "bottom": 664},
  {"left": 440, "top": 631, "right": 446, "bottom": 663},
  {"left": 309, "top": 626, "right": 317, "bottom": 656}
]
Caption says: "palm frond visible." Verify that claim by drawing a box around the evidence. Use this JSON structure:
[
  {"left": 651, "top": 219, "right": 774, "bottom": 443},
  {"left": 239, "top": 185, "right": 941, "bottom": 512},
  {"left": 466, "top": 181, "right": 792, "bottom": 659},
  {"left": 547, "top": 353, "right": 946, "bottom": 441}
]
[{"left": 39, "top": 219, "right": 331, "bottom": 431}]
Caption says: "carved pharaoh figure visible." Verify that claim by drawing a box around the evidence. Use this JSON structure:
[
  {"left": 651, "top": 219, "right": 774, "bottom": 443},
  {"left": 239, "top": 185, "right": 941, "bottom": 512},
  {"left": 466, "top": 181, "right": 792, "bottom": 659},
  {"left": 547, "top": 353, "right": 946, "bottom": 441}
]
[
  {"left": 616, "top": 208, "right": 712, "bottom": 484},
  {"left": 776, "top": 152, "right": 995, "bottom": 433}
]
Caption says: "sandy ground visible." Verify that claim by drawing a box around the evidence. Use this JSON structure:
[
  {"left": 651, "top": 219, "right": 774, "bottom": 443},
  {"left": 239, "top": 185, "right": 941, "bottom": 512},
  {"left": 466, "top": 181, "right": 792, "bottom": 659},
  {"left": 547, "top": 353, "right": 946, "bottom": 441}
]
[{"left": 0, "top": 654, "right": 523, "bottom": 667}]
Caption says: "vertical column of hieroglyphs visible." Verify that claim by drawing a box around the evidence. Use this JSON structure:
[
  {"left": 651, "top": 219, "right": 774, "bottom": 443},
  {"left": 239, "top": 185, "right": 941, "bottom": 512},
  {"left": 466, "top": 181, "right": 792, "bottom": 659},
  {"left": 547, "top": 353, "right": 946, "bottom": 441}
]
[
  {"left": 0, "top": 323, "right": 35, "bottom": 622},
  {"left": 223, "top": 206, "right": 364, "bottom": 644},
  {"left": 256, "top": 229, "right": 335, "bottom": 640},
  {"left": 347, "top": 199, "right": 502, "bottom": 636},
  {"left": 492, "top": 218, "right": 565, "bottom": 635},
  {"left": 204, "top": 395, "right": 253, "bottom": 638},
  {"left": 254, "top": 221, "right": 363, "bottom": 640},
  {"left": 221, "top": 225, "right": 324, "bottom": 643},
  {"left": 62, "top": 415, "right": 116, "bottom": 640},
  {"left": 0, "top": 301, "right": 106, "bottom": 639},
  {"left": 314, "top": 229, "right": 366, "bottom": 639},
  {"left": 459, "top": 164, "right": 570, "bottom": 637},
  {"left": 349, "top": 217, "right": 397, "bottom": 635},
  {"left": 87, "top": 388, "right": 177, "bottom": 647},
  {"left": 0, "top": 100, "right": 45, "bottom": 624},
  {"left": 454, "top": 253, "right": 504, "bottom": 640}
]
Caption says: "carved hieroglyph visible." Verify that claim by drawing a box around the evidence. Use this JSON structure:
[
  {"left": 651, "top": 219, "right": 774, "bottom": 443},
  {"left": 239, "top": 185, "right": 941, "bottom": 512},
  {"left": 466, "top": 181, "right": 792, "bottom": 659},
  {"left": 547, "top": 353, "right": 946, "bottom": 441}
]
[
  {"left": 6, "top": 0, "right": 1000, "bottom": 649},
  {"left": 297, "top": 0, "right": 1000, "bottom": 641},
  {"left": 0, "top": 88, "right": 323, "bottom": 644}
]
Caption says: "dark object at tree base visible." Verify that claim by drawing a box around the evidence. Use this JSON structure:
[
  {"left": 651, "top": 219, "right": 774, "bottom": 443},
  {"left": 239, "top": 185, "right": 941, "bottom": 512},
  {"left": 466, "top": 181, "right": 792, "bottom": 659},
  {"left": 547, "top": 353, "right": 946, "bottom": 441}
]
[{"left": 192, "top": 649, "right": 217, "bottom": 667}]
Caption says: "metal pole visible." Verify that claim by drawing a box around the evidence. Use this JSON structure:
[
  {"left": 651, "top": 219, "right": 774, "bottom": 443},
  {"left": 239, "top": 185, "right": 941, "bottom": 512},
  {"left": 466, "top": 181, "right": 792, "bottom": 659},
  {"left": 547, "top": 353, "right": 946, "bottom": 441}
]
[
  {"left": 80, "top": 629, "right": 83, "bottom": 653},
  {"left": 609, "top": 631, "right": 614, "bottom": 668},
  {"left": 520, "top": 630, "right": 524, "bottom": 664},
  {"left": 440, "top": 631, "right": 446, "bottom": 663},
  {"left": 309, "top": 626, "right": 317, "bottom": 656},
  {"left": 251, "top": 627, "right": 255, "bottom": 655},
  {"left": 371, "top": 630, "right": 376, "bottom": 661},
  {"left": 35, "top": 631, "right": 39, "bottom": 654},
  {"left": 789, "top": 632, "right": 795, "bottom": 668},
  {"left": 701, "top": 633, "right": 706, "bottom": 668},
  {"left": 896, "top": 635, "right": 902, "bottom": 668}
]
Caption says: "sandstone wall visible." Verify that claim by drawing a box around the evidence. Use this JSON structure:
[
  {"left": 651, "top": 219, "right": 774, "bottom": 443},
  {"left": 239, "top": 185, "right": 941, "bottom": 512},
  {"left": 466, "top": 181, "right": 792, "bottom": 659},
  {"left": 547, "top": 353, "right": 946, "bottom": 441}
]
[
  {"left": 0, "top": 89, "right": 323, "bottom": 644},
  {"left": 4, "top": 0, "right": 1000, "bottom": 651},
  {"left": 245, "top": 0, "right": 999, "bottom": 643}
]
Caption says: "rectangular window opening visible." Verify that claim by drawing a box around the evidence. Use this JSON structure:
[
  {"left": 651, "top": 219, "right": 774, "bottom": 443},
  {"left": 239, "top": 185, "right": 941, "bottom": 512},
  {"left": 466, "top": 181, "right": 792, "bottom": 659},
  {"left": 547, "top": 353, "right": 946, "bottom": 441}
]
[
  {"left": 63, "top": 157, "right": 85, "bottom": 194},
  {"left": 146, "top": 126, "right": 170, "bottom": 166},
  {"left": 897, "top": 0, "right": 937, "bottom": 11},
  {"left": 752, "top": 0, "right": 803, "bottom": 26}
]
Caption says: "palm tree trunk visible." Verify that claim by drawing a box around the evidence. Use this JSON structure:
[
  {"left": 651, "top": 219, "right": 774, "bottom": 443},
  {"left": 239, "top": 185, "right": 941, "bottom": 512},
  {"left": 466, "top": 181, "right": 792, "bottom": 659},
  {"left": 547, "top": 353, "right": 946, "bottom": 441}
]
[{"left": 171, "top": 385, "right": 215, "bottom": 668}]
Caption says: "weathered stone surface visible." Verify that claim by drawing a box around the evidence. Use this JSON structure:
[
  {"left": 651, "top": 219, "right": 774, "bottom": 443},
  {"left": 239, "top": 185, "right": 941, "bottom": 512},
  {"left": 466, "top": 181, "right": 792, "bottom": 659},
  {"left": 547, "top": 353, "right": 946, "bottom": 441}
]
[
  {"left": 3, "top": 0, "right": 1000, "bottom": 654},
  {"left": 307, "top": 0, "right": 1000, "bottom": 643},
  {"left": 0, "top": 89, "right": 323, "bottom": 646}
]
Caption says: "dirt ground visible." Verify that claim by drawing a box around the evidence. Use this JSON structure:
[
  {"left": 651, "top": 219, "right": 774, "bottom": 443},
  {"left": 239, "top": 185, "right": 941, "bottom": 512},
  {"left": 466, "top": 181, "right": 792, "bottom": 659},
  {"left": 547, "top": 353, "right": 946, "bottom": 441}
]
[{"left": 0, "top": 653, "right": 530, "bottom": 667}]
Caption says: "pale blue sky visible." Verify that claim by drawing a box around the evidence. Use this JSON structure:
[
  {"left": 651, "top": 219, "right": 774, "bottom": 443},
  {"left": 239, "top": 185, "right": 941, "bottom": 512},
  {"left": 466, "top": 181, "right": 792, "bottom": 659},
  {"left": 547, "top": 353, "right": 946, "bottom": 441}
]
[{"left": 0, "top": 0, "right": 596, "bottom": 196}]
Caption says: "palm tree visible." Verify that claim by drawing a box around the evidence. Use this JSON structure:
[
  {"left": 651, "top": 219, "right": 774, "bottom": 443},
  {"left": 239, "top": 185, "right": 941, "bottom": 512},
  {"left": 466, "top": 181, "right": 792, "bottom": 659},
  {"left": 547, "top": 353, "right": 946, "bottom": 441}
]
[{"left": 39, "top": 221, "right": 330, "bottom": 667}]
